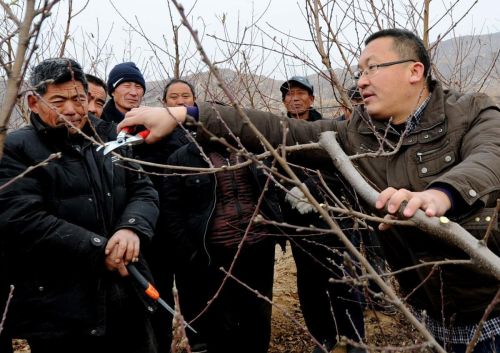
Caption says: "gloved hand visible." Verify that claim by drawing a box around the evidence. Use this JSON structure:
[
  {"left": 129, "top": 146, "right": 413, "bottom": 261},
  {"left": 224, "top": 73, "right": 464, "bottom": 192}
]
[{"left": 285, "top": 185, "right": 315, "bottom": 214}]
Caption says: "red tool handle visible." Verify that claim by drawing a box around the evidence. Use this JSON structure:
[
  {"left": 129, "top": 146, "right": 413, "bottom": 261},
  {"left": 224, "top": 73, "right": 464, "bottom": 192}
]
[
  {"left": 136, "top": 129, "right": 150, "bottom": 139},
  {"left": 121, "top": 126, "right": 134, "bottom": 134}
]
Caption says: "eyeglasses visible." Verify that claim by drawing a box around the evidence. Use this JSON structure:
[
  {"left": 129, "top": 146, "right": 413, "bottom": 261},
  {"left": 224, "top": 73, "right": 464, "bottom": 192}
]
[{"left": 353, "top": 59, "right": 416, "bottom": 80}]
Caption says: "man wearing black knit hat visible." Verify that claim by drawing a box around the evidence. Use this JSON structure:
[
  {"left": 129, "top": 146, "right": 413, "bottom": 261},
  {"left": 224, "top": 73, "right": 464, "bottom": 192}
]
[{"left": 102, "top": 62, "right": 146, "bottom": 123}]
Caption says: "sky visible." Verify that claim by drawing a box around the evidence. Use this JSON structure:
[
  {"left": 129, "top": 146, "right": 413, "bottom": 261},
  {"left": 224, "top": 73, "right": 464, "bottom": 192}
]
[{"left": 41, "top": 0, "right": 500, "bottom": 81}]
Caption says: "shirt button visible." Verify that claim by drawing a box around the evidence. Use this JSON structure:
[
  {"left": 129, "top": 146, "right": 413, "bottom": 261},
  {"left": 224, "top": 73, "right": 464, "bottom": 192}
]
[
  {"left": 90, "top": 329, "right": 97, "bottom": 335},
  {"left": 107, "top": 192, "right": 111, "bottom": 197},
  {"left": 469, "top": 189, "right": 477, "bottom": 197},
  {"left": 423, "top": 134, "right": 429, "bottom": 139},
  {"left": 128, "top": 218, "right": 136, "bottom": 224},
  {"left": 88, "top": 198, "right": 93, "bottom": 202},
  {"left": 93, "top": 237, "right": 101, "bottom": 243},
  {"left": 475, "top": 217, "right": 481, "bottom": 222},
  {"left": 444, "top": 155, "right": 452, "bottom": 162},
  {"left": 38, "top": 286, "right": 44, "bottom": 292},
  {"left": 421, "top": 167, "right": 428, "bottom": 174},
  {"left": 486, "top": 216, "right": 492, "bottom": 222}
]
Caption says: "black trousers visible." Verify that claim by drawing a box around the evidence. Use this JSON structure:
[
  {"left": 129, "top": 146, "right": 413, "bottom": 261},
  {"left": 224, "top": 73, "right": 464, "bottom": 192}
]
[
  {"left": 27, "top": 278, "right": 157, "bottom": 353},
  {"left": 176, "top": 239, "right": 276, "bottom": 353},
  {"left": 147, "top": 244, "right": 175, "bottom": 353}
]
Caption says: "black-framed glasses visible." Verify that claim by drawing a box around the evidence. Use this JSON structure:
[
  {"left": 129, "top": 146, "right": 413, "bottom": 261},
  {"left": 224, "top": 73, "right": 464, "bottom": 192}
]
[{"left": 353, "top": 59, "right": 416, "bottom": 80}]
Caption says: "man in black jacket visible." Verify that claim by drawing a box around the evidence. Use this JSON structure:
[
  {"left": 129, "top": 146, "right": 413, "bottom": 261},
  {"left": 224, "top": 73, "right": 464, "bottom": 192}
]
[
  {"left": 102, "top": 62, "right": 146, "bottom": 124},
  {"left": 281, "top": 77, "right": 366, "bottom": 353},
  {"left": 280, "top": 76, "right": 323, "bottom": 121},
  {"left": 0, "top": 58, "right": 159, "bottom": 353},
  {"left": 160, "top": 141, "right": 283, "bottom": 353}
]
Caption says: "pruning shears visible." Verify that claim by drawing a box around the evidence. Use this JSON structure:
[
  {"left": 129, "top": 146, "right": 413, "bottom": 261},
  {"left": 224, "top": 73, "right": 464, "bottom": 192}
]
[
  {"left": 97, "top": 127, "right": 150, "bottom": 155},
  {"left": 126, "top": 263, "right": 198, "bottom": 334}
]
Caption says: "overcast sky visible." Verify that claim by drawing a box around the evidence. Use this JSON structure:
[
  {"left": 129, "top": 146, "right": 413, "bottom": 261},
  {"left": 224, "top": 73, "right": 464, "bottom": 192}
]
[{"left": 44, "top": 0, "right": 500, "bottom": 80}]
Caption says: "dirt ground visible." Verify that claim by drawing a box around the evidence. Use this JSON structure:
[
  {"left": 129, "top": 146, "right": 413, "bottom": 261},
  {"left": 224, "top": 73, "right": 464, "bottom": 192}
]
[
  {"left": 12, "top": 246, "right": 419, "bottom": 353},
  {"left": 269, "top": 246, "right": 421, "bottom": 353}
]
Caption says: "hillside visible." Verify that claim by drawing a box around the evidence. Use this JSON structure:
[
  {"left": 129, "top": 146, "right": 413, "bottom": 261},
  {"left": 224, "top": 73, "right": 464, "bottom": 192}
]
[
  {"left": 2, "top": 32, "right": 499, "bottom": 131},
  {"left": 143, "top": 31, "right": 500, "bottom": 113}
]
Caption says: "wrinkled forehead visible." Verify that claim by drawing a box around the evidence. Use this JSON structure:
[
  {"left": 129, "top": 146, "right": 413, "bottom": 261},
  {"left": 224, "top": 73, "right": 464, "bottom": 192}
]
[{"left": 42, "top": 81, "right": 87, "bottom": 97}]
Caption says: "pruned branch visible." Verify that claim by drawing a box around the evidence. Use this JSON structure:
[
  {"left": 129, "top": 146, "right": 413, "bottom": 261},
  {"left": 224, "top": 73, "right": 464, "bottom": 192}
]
[{"left": 319, "top": 131, "right": 500, "bottom": 280}]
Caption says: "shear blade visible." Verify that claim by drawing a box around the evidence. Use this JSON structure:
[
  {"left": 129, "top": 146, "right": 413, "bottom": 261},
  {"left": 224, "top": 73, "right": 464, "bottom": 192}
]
[{"left": 103, "top": 141, "right": 125, "bottom": 155}]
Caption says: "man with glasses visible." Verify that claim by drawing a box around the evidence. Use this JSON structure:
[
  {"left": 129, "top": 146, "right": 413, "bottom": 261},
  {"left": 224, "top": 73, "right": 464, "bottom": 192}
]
[{"left": 118, "top": 28, "right": 500, "bottom": 352}]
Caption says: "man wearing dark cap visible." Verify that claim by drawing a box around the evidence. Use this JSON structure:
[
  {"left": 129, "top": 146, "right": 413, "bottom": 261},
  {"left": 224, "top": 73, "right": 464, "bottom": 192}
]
[
  {"left": 102, "top": 62, "right": 146, "bottom": 123},
  {"left": 280, "top": 76, "right": 322, "bottom": 121},
  {"left": 280, "top": 76, "right": 366, "bottom": 353}
]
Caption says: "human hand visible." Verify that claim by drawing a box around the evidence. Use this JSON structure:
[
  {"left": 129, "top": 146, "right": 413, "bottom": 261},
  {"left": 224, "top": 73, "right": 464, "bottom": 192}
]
[
  {"left": 104, "top": 229, "right": 140, "bottom": 276},
  {"left": 376, "top": 187, "right": 452, "bottom": 220},
  {"left": 285, "top": 185, "right": 314, "bottom": 215},
  {"left": 117, "top": 106, "right": 187, "bottom": 144}
]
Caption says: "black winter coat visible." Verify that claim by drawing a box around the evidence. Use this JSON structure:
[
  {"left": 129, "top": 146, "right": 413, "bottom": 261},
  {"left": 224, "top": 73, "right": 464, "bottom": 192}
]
[
  {"left": 0, "top": 114, "right": 159, "bottom": 339},
  {"left": 101, "top": 98, "right": 124, "bottom": 124},
  {"left": 159, "top": 143, "right": 283, "bottom": 266}
]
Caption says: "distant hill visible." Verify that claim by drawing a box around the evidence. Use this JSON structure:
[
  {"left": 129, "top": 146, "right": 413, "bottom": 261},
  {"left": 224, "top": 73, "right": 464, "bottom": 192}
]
[
  {"left": 3, "top": 31, "right": 499, "bottom": 130},
  {"left": 143, "top": 31, "right": 500, "bottom": 115},
  {"left": 431, "top": 31, "right": 500, "bottom": 97}
]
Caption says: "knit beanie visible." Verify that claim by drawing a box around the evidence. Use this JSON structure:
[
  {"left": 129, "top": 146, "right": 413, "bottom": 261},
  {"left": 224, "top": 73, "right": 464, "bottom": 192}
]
[{"left": 107, "top": 62, "right": 146, "bottom": 94}]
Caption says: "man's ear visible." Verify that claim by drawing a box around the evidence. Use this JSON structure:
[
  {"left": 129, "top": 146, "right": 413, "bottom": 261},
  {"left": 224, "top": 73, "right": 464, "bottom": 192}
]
[
  {"left": 409, "top": 62, "right": 425, "bottom": 84},
  {"left": 27, "top": 94, "right": 40, "bottom": 114}
]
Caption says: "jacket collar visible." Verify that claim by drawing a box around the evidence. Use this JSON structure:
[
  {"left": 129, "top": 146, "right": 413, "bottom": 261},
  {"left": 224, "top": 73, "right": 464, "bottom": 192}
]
[
  {"left": 287, "top": 108, "right": 323, "bottom": 121},
  {"left": 102, "top": 98, "right": 125, "bottom": 124},
  {"left": 30, "top": 112, "right": 105, "bottom": 148}
]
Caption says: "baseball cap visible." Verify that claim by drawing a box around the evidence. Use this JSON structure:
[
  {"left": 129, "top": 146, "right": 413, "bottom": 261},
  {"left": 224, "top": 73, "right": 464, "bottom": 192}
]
[{"left": 280, "top": 76, "right": 314, "bottom": 97}]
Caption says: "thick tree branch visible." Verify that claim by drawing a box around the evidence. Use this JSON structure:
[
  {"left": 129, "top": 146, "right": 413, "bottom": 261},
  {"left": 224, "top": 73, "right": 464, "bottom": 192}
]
[{"left": 319, "top": 131, "right": 500, "bottom": 280}]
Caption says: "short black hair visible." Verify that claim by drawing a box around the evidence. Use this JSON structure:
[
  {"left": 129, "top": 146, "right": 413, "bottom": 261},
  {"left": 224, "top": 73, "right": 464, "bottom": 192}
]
[
  {"left": 365, "top": 28, "right": 431, "bottom": 89},
  {"left": 86, "top": 73, "right": 107, "bottom": 95},
  {"left": 30, "top": 58, "right": 88, "bottom": 95},
  {"left": 162, "top": 79, "right": 196, "bottom": 102}
]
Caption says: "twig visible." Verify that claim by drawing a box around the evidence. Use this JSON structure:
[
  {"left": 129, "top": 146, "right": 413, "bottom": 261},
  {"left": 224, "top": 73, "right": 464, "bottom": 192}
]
[
  {"left": 0, "top": 285, "right": 14, "bottom": 335},
  {"left": 220, "top": 268, "right": 329, "bottom": 352},
  {"left": 465, "top": 288, "right": 500, "bottom": 353},
  {"left": 0, "top": 152, "right": 61, "bottom": 192}
]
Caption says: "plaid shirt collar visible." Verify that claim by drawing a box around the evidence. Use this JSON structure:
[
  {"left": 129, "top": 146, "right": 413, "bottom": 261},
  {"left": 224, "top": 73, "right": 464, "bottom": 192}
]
[{"left": 385, "top": 93, "right": 432, "bottom": 136}]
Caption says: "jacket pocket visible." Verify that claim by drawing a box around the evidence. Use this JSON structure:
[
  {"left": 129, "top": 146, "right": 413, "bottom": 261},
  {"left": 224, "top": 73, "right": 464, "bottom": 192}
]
[
  {"left": 415, "top": 144, "right": 456, "bottom": 178},
  {"left": 184, "top": 174, "right": 211, "bottom": 187},
  {"left": 460, "top": 207, "right": 500, "bottom": 253}
]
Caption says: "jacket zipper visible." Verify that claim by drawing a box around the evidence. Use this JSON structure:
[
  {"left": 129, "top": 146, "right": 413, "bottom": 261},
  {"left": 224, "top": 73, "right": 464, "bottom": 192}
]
[
  {"left": 416, "top": 143, "right": 448, "bottom": 162},
  {"left": 202, "top": 173, "right": 216, "bottom": 265}
]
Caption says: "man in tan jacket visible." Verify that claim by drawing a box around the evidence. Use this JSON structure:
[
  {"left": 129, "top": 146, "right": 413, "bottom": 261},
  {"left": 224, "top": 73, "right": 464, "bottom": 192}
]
[{"left": 118, "top": 28, "right": 500, "bottom": 352}]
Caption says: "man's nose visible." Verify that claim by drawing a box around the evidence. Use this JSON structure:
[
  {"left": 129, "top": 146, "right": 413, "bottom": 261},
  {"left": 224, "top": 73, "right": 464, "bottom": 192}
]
[
  {"left": 62, "top": 100, "right": 78, "bottom": 115},
  {"left": 128, "top": 86, "right": 140, "bottom": 95},
  {"left": 88, "top": 102, "right": 96, "bottom": 114},
  {"left": 356, "top": 75, "right": 369, "bottom": 89}
]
